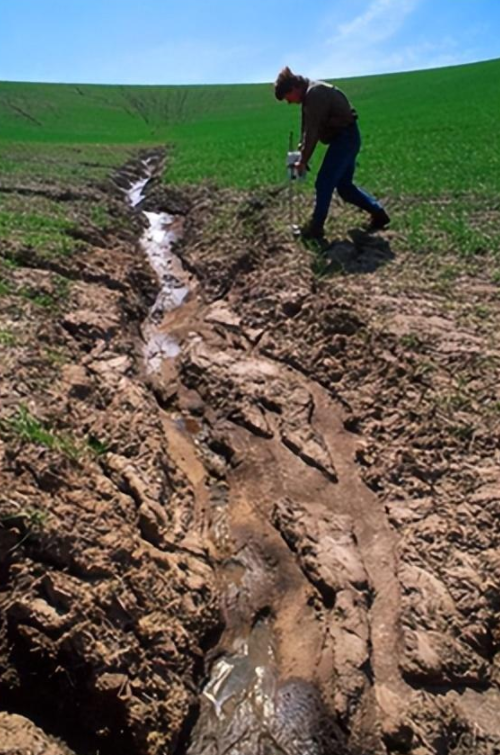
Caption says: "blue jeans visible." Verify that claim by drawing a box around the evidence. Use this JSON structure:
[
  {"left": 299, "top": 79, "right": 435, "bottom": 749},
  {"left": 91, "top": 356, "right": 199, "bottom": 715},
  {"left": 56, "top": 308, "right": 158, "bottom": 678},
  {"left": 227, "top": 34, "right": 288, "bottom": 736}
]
[{"left": 312, "top": 122, "right": 382, "bottom": 227}]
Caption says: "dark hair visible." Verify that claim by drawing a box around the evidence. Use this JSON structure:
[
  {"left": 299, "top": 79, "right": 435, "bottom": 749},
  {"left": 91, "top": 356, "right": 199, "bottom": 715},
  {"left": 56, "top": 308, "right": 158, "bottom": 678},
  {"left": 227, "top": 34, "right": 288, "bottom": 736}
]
[{"left": 274, "top": 66, "right": 308, "bottom": 100}]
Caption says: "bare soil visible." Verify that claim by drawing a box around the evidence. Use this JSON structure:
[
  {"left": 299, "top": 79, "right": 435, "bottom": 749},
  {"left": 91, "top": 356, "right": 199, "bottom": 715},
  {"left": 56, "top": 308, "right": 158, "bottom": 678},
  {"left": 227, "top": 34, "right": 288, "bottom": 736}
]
[{"left": 1, "top": 151, "right": 499, "bottom": 755}]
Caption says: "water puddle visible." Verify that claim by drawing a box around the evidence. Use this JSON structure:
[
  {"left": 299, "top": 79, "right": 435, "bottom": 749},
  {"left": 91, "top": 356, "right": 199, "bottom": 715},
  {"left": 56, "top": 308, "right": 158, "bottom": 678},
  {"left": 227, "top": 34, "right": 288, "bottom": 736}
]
[
  {"left": 202, "top": 620, "right": 276, "bottom": 717},
  {"left": 189, "top": 616, "right": 332, "bottom": 754},
  {"left": 188, "top": 619, "right": 281, "bottom": 754}
]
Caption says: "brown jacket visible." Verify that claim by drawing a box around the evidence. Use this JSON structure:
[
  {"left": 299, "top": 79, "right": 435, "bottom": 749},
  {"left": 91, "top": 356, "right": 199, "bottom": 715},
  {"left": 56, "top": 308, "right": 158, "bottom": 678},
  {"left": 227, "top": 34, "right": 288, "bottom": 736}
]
[{"left": 300, "top": 79, "right": 357, "bottom": 164}]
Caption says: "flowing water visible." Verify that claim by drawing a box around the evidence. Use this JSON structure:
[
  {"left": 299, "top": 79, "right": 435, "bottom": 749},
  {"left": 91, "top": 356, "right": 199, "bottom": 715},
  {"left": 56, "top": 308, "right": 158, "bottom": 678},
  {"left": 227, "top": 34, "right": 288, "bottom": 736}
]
[
  {"left": 125, "top": 163, "right": 188, "bottom": 373},
  {"left": 124, "top": 159, "right": 345, "bottom": 755}
]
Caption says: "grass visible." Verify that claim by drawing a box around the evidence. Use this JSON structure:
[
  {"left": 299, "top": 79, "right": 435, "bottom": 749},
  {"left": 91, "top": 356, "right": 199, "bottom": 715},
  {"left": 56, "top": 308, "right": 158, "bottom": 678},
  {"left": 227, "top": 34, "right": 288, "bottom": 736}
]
[
  {"left": 0, "top": 404, "right": 110, "bottom": 470},
  {"left": 0, "top": 328, "right": 15, "bottom": 345},
  {"left": 86, "top": 435, "right": 110, "bottom": 457},
  {"left": 43, "top": 347, "right": 69, "bottom": 366},
  {"left": 0, "top": 277, "right": 12, "bottom": 296},
  {"left": 0, "top": 198, "right": 78, "bottom": 257},
  {"left": 0, "top": 268, "right": 72, "bottom": 311},
  {"left": 90, "top": 204, "right": 111, "bottom": 230},
  {"left": 1, "top": 59, "right": 499, "bottom": 192},
  {"left": 0, "top": 142, "right": 132, "bottom": 185},
  {"left": 1, "top": 58, "right": 500, "bottom": 263},
  {"left": 0, "top": 145, "right": 132, "bottom": 269},
  {"left": 3, "top": 405, "right": 81, "bottom": 461},
  {"left": 400, "top": 333, "right": 423, "bottom": 350},
  {"left": 0, "top": 504, "right": 50, "bottom": 552},
  {"left": 1, "top": 406, "right": 112, "bottom": 463}
]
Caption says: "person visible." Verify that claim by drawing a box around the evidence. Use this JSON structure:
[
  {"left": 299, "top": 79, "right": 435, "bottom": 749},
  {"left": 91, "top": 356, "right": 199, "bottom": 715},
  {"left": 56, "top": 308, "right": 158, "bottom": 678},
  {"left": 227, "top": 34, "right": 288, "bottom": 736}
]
[{"left": 274, "top": 66, "right": 390, "bottom": 240}]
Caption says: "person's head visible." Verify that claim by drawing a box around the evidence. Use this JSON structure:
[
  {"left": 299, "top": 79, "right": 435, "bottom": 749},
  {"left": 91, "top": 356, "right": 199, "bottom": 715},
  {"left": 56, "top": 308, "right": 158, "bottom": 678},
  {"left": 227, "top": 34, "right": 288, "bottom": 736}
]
[{"left": 274, "top": 66, "right": 308, "bottom": 103}]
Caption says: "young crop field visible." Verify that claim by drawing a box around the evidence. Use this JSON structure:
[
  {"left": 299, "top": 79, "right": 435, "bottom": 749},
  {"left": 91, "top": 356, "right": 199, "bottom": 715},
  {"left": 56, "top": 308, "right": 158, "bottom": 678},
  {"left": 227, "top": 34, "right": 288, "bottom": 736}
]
[{"left": 1, "top": 57, "right": 500, "bottom": 274}]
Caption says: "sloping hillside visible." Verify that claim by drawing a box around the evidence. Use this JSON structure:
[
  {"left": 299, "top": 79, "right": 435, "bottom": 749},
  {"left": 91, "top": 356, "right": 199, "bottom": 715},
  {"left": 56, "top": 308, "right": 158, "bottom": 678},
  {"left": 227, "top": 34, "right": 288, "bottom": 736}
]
[{"left": 1, "top": 60, "right": 500, "bottom": 755}]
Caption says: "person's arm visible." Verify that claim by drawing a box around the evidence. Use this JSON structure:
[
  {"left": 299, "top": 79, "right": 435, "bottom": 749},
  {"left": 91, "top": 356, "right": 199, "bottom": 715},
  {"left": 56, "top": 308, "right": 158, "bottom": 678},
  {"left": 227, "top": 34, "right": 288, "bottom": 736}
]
[
  {"left": 300, "top": 103, "right": 321, "bottom": 166},
  {"left": 296, "top": 92, "right": 324, "bottom": 173}
]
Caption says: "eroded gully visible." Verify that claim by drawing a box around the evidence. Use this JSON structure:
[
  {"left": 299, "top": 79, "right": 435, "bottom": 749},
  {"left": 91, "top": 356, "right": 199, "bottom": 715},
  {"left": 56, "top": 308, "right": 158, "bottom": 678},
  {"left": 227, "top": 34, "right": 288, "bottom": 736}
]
[{"left": 125, "top": 157, "right": 412, "bottom": 755}]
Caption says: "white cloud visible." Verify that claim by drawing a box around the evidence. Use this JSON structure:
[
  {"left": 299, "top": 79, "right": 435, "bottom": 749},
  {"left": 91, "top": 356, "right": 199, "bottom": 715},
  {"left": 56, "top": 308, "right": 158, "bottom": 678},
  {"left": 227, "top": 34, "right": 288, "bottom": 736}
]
[{"left": 283, "top": 0, "right": 475, "bottom": 81}]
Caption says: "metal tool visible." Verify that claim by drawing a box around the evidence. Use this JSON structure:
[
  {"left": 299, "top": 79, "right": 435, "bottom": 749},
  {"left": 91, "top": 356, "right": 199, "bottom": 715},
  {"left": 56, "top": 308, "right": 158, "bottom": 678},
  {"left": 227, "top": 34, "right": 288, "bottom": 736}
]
[{"left": 286, "top": 131, "right": 305, "bottom": 236}]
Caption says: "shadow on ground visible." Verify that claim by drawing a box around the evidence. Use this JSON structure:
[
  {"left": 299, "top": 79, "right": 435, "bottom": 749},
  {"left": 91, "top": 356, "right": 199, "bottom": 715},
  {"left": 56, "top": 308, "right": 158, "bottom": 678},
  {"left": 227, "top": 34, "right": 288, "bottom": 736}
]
[{"left": 310, "top": 228, "right": 395, "bottom": 276}]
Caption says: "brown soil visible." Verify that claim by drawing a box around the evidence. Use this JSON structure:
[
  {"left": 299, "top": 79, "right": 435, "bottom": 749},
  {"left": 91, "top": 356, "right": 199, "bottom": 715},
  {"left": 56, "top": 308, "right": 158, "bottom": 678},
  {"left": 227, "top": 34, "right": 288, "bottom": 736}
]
[{"left": 1, "top": 151, "right": 499, "bottom": 755}]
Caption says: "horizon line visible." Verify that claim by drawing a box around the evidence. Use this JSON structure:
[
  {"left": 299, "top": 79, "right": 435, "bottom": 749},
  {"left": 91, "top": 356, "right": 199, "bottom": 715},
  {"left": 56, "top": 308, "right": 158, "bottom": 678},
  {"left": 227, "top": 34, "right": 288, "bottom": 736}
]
[{"left": 0, "top": 55, "right": 498, "bottom": 89}]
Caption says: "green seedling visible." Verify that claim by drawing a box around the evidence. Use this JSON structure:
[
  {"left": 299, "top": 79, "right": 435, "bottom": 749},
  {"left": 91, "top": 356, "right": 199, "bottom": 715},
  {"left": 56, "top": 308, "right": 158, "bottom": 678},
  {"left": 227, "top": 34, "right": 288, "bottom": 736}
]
[
  {"left": 86, "top": 435, "right": 109, "bottom": 456},
  {"left": 0, "top": 328, "right": 16, "bottom": 346},
  {"left": 0, "top": 505, "right": 49, "bottom": 552},
  {"left": 4, "top": 405, "right": 81, "bottom": 461}
]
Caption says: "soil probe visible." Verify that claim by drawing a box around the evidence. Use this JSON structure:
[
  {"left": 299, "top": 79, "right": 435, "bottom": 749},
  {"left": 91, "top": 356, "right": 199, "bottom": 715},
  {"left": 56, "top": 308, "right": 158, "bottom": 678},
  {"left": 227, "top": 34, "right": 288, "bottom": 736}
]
[{"left": 286, "top": 131, "right": 304, "bottom": 236}]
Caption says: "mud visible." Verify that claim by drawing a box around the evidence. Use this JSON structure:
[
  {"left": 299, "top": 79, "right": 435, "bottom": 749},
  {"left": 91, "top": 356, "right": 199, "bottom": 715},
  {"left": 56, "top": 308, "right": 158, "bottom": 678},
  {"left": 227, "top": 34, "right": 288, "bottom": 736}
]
[
  {"left": 0, "top": 151, "right": 219, "bottom": 755},
  {"left": 1, "top": 149, "right": 500, "bottom": 755}
]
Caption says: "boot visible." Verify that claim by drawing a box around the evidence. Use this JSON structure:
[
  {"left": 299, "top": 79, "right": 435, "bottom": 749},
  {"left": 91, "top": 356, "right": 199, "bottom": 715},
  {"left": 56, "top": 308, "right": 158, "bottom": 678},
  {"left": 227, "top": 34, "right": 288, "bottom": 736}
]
[
  {"left": 300, "top": 219, "right": 325, "bottom": 240},
  {"left": 366, "top": 208, "right": 390, "bottom": 232}
]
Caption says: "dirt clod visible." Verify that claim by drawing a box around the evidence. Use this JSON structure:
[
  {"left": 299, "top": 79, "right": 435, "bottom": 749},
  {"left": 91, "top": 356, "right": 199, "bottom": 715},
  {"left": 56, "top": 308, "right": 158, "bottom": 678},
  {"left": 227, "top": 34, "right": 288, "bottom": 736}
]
[{"left": 1, "top": 153, "right": 500, "bottom": 755}]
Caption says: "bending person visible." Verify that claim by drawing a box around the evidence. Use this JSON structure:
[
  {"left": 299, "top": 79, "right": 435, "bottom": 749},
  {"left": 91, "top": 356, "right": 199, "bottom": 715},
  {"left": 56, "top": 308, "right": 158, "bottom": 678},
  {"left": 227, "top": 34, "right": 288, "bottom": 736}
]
[{"left": 275, "top": 66, "right": 390, "bottom": 239}]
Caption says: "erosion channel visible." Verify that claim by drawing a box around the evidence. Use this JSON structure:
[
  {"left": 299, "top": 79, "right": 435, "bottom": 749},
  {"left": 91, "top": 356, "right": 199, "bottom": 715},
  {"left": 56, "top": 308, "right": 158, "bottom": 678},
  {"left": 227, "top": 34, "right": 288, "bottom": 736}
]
[
  {"left": 127, "top": 155, "right": 390, "bottom": 755},
  {"left": 1, "top": 149, "right": 499, "bottom": 755}
]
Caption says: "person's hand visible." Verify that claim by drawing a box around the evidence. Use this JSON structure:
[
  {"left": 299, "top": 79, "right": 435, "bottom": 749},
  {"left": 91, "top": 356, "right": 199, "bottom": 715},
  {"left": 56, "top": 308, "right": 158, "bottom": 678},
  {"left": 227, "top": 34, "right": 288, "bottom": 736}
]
[{"left": 294, "top": 160, "right": 307, "bottom": 177}]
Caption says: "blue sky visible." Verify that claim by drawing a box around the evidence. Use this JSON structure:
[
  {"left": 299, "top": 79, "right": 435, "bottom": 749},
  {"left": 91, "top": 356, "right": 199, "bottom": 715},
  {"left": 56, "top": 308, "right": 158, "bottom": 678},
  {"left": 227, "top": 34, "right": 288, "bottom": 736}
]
[{"left": 1, "top": 0, "right": 499, "bottom": 85}]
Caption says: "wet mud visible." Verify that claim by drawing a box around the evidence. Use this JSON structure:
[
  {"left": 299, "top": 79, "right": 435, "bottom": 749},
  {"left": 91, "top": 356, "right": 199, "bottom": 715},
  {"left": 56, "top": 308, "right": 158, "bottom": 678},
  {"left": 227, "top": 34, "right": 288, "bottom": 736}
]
[{"left": 1, "top": 149, "right": 499, "bottom": 755}]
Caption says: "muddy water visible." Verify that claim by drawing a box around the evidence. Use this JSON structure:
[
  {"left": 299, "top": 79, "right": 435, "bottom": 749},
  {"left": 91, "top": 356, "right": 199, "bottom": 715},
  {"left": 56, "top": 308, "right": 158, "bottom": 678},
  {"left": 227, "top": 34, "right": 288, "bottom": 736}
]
[
  {"left": 190, "top": 635, "right": 334, "bottom": 755},
  {"left": 126, "top": 163, "right": 188, "bottom": 373},
  {"left": 190, "top": 620, "right": 280, "bottom": 754},
  {"left": 125, "top": 161, "right": 351, "bottom": 755},
  {"left": 125, "top": 163, "right": 285, "bottom": 747}
]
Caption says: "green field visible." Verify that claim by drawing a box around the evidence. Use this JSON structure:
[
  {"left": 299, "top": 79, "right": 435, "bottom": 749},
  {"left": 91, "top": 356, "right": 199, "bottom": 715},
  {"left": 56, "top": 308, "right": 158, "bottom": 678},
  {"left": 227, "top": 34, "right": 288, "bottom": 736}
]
[{"left": 1, "top": 57, "right": 500, "bottom": 268}]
